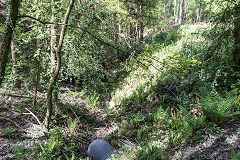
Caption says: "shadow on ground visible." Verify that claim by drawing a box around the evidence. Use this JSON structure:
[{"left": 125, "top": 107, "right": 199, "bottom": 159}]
[{"left": 172, "top": 116, "right": 240, "bottom": 160}]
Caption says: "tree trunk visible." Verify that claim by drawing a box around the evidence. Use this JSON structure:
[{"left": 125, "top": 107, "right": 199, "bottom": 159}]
[
  {"left": 136, "top": 0, "right": 144, "bottom": 42},
  {"left": 196, "top": 0, "right": 201, "bottom": 23},
  {"left": 168, "top": 0, "right": 171, "bottom": 19},
  {"left": 174, "top": 0, "right": 177, "bottom": 21},
  {"left": 140, "top": 21, "right": 144, "bottom": 42},
  {"left": 44, "top": 0, "right": 75, "bottom": 129},
  {"left": 179, "top": 0, "right": 184, "bottom": 24},
  {"left": 0, "top": 0, "right": 19, "bottom": 86},
  {"left": 33, "top": 58, "right": 40, "bottom": 106},
  {"left": 233, "top": 4, "right": 240, "bottom": 68},
  {"left": 125, "top": 0, "right": 129, "bottom": 40},
  {"left": 11, "top": 40, "right": 21, "bottom": 88},
  {"left": 33, "top": 29, "right": 44, "bottom": 106},
  {"left": 175, "top": 0, "right": 180, "bottom": 23},
  {"left": 185, "top": 0, "right": 190, "bottom": 23},
  {"left": 50, "top": 6, "right": 56, "bottom": 66},
  {"left": 129, "top": 0, "right": 134, "bottom": 41},
  {"left": 164, "top": 0, "right": 167, "bottom": 21}
]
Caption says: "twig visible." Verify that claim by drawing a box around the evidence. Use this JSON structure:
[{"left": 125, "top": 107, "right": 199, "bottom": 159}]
[
  {"left": 23, "top": 108, "right": 42, "bottom": 126},
  {"left": 18, "top": 14, "right": 161, "bottom": 72},
  {"left": 4, "top": 93, "right": 32, "bottom": 98}
]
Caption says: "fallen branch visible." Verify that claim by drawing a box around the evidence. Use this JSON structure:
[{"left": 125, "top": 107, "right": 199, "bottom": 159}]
[
  {"left": 4, "top": 93, "right": 32, "bottom": 98},
  {"left": 23, "top": 108, "right": 42, "bottom": 126},
  {"left": 0, "top": 116, "right": 21, "bottom": 128},
  {"left": 1, "top": 91, "right": 46, "bottom": 99}
]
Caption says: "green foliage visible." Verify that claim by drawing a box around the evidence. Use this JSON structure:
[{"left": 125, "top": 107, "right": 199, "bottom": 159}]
[
  {"left": 111, "top": 23, "right": 239, "bottom": 158},
  {"left": 2, "top": 127, "right": 17, "bottom": 134},
  {"left": 38, "top": 130, "right": 64, "bottom": 160},
  {"left": 146, "top": 27, "right": 182, "bottom": 46},
  {"left": 162, "top": 54, "right": 199, "bottom": 80},
  {"left": 153, "top": 107, "right": 169, "bottom": 125},
  {"left": 10, "top": 135, "right": 88, "bottom": 160},
  {"left": 67, "top": 118, "right": 79, "bottom": 136},
  {"left": 166, "top": 106, "right": 206, "bottom": 146},
  {"left": 36, "top": 129, "right": 87, "bottom": 160},
  {"left": 67, "top": 89, "right": 81, "bottom": 99},
  {"left": 2, "top": 0, "right": 240, "bottom": 158},
  {"left": 230, "top": 150, "right": 240, "bottom": 160},
  {"left": 10, "top": 145, "right": 31, "bottom": 160},
  {"left": 200, "top": 87, "right": 240, "bottom": 122},
  {"left": 136, "top": 144, "right": 171, "bottom": 160}
]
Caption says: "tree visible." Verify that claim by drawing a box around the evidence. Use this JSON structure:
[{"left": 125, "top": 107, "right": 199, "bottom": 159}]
[
  {"left": 0, "top": 0, "right": 20, "bottom": 86},
  {"left": 174, "top": 0, "right": 177, "bottom": 21},
  {"left": 11, "top": 39, "right": 21, "bottom": 88},
  {"left": 168, "top": 0, "right": 171, "bottom": 18},
  {"left": 50, "top": 5, "right": 56, "bottom": 67},
  {"left": 233, "top": 2, "right": 240, "bottom": 67},
  {"left": 185, "top": 0, "right": 190, "bottom": 23},
  {"left": 196, "top": 0, "right": 201, "bottom": 23},
  {"left": 164, "top": 0, "right": 167, "bottom": 20},
  {"left": 179, "top": 0, "right": 184, "bottom": 24},
  {"left": 43, "top": 0, "right": 75, "bottom": 129}
]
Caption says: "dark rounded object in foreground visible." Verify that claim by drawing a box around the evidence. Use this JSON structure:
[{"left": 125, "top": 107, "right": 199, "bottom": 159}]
[{"left": 88, "top": 139, "right": 119, "bottom": 160}]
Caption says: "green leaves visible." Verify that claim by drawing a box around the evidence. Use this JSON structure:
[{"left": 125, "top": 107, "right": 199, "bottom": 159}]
[{"left": 200, "top": 88, "right": 240, "bottom": 122}]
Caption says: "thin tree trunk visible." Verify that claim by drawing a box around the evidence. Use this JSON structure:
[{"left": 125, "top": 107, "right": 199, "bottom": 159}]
[
  {"left": 233, "top": 4, "right": 240, "bottom": 68},
  {"left": 136, "top": 22, "right": 139, "bottom": 42},
  {"left": 11, "top": 40, "right": 21, "bottom": 88},
  {"left": 0, "top": 0, "right": 19, "bottom": 86},
  {"left": 125, "top": 0, "right": 129, "bottom": 43},
  {"left": 196, "top": 0, "right": 201, "bottom": 23},
  {"left": 174, "top": 0, "right": 177, "bottom": 21},
  {"left": 185, "top": 0, "right": 190, "bottom": 23},
  {"left": 140, "top": 2, "right": 144, "bottom": 42},
  {"left": 117, "top": 0, "right": 121, "bottom": 43},
  {"left": 164, "top": 0, "right": 167, "bottom": 21},
  {"left": 179, "top": 0, "right": 184, "bottom": 24},
  {"left": 175, "top": 0, "right": 180, "bottom": 23},
  {"left": 50, "top": 6, "right": 56, "bottom": 66},
  {"left": 168, "top": 0, "right": 171, "bottom": 18},
  {"left": 129, "top": 0, "right": 134, "bottom": 41},
  {"left": 140, "top": 21, "right": 144, "bottom": 42},
  {"left": 136, "top": 0, "right": 144, "bottom": 42},
  {"left": 33, "top": 28, "right": 44, "bottom": 106},
  {"left": 44, "top": 0, "right": 75, "bottom": 129},
  {"left": 33, "top": 58, "right": 40, "bottom": 106}
]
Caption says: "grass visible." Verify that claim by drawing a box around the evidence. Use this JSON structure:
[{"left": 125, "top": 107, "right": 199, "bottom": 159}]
[
  {"left": 108, "top": 24, "right": 205, "bottom": 110},
  {"left": 2, "top": 23, "right": 240, "bottom": 159},
  {"left": 103, "top": 23, "right": 240, "bottom": 159}
]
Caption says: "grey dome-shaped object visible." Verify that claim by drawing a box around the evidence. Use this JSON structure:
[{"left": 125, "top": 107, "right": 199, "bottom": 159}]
[{"left": 88, "top": 139, "right": 119, "bottom": 160}]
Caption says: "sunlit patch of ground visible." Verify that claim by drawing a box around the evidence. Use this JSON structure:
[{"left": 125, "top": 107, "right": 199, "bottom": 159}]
[
  {"left": 108, "top": 24, "right": 208, "bottom": 111},
  {"left": 172, "top": 116, "right": 240, "bottom": 160}
]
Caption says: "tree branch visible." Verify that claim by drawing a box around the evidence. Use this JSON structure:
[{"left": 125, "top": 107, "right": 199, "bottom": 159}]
[
  {"left": 18, "top": 14, "right": 160, "bottom": 71},
  {"left": 18, "top": 15, "right": 54, "bottom": 24},
  {"left": 18, "top": 14, "right": 126, "bottom": 53}
]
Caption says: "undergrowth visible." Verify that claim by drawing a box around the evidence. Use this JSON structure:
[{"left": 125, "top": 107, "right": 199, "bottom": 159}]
[
  {"left": 5, "top": 23, "right": 240, "bottom": 159},
  {"left": 106, "top": 24, "right": 240, "bottom": 159}
]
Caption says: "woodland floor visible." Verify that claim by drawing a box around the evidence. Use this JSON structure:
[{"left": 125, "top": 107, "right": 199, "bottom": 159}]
[
  {"left": 171, "top": 116, "right": 240, "bottom": 160},
  {"left": 0, "top": 89, "right": 240, "bottom": 160},
  {"left": 0, "top": 88, "right": 119, "bottom": 159}
]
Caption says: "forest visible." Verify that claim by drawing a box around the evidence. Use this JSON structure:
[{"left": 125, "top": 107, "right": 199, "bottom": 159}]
[{"left": 0, "top": 0, "right": 240, "bottom": 159}]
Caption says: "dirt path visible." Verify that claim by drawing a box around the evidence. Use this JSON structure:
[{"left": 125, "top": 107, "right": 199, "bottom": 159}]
[{"left": 172, "top": 116, "right": 240, "bottom": 160}]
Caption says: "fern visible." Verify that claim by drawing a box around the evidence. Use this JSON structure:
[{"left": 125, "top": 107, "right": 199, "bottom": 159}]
[{"left": 200, "top": 88, "right": 240, "bottom": 122}]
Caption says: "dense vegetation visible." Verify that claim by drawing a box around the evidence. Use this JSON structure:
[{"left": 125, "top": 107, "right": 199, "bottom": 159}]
[{"left": 0, "top": 0, "right": 240, "bottom": 159}]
